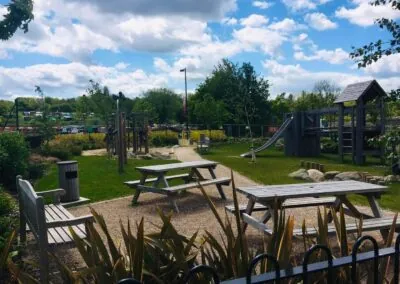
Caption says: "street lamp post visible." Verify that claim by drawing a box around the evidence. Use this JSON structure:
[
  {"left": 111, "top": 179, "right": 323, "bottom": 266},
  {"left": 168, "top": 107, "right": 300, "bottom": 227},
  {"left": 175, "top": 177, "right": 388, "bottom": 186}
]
[{"left": 180, "top": 68, "right": 189, "bottom": 140}]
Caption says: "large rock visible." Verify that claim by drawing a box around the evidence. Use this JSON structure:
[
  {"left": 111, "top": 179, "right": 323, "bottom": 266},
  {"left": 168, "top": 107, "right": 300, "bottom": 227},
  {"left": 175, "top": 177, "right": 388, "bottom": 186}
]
[
  {"left": 384, "top": 175, "right": 398, "bottom": 183},
  {"left": 324, "top": 171, "right": 340, "bottom": 180},
  {"left": 289, "top": 169, "right": 311, "bottom": 181},
  {"left": 307, "top": 169, "right": 325, "bottom": 182},
  {"left": 334, "top": 171, "right": 362, "bottom": 181}
]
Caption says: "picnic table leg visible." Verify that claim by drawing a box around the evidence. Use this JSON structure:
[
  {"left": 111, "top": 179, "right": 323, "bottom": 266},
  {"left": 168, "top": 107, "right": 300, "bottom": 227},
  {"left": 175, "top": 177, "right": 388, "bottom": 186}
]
[
  {"left": 132, "top": 173, "right": 148, "bottom": 204},
  {"left": 158, "top": 173, "right": 181, "bottom": 213},
  {"left": 367, "top": 194, "right": 388, "bottom": 239},
  {"left": 242, "top": 197, "right": 256, "bottom": 233},
  {"left": 208, "top": 166, "right": 227, "bottom": 200},
  {"left": 338, "top": 195, "right": 372, "bottom": 219}
]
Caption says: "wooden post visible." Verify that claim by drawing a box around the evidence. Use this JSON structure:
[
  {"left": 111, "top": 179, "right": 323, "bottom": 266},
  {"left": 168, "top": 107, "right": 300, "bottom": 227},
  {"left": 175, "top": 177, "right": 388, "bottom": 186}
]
[
  {"left": 355, "top": 100, "right": 364, "bottom": 165},
  {"left": 57, "top": 161, "right": 79, "bottom": 202},
  {"left": 338, "top": 104, "right": 344, "bottom": 162}
]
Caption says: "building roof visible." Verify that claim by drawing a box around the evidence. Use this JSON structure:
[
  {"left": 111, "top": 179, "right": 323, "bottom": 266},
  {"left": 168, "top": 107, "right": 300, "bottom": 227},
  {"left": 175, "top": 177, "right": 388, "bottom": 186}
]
[{"left": 334, "top": 80, "right": 387, "bottom": 104}]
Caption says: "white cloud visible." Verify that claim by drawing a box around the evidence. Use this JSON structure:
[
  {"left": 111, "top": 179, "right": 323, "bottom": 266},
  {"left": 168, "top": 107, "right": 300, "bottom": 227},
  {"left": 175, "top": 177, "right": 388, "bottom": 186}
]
[
  {"left": 335, "top": 0, "right": 400, "bottom": 27},
  {"left": 263, "top": 59, "right": 400, "bottom": 95},
  {"left": 240, "top": 14, "right": 269, "bottom": 27},
  {"left": 67, "top": 0, "right": 237, "bottom": 20},
  {"left": 281, "top": 0, "right": 331, "bottom": 11},
  {"left": 0, "top": 63, "right": 168, "bottom": 100},
  {"left": 269, "top": 18, "right": 307, "bottom": 32},
  {"left": 233, "top": 26, "right": 286, "bottom": 55},
  {"left": 294, "top": 48, "right": 349, "bottom": 64},
  {"left": 363, "top": 54, "right": 400, "bottom": 77},
  {"left": 305, "top": 12, "right": 338, "bottom": 30},
  {"left": 221, "top": 17, "right": 238, "bottom": 25},
  {"left": 252, "top": 1, "right": 274, "bottom": 9},
  {"left": 3, "top": 0, "right": 213, "bottom": 60}
]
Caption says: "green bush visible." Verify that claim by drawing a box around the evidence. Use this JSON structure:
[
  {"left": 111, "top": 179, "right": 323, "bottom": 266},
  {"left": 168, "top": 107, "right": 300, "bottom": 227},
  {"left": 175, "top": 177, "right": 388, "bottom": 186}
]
[
  {"left": 0, "top": 190, "right": 18, "bottom": 252},
  {"left": 41, "top": 142, "right": 82, "bottom": 161},
  {"left": 149, "top": 130, "right": 179, "bottom": 146},
  {"left": 0, "top": 133, "right": 29, "bottom": 191},
  {"left": 321, "top": 137, "right": 338, "bottom": 154}
]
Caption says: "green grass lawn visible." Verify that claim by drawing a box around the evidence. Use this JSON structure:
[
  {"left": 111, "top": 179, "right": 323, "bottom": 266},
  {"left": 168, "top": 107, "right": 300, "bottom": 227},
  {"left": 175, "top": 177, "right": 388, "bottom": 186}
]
[
  {"left": 201, "top": 143, "right": 400, "bottom": 211},
  {"left": 35, "top": 156, "right": 177, "bottom": 203}
]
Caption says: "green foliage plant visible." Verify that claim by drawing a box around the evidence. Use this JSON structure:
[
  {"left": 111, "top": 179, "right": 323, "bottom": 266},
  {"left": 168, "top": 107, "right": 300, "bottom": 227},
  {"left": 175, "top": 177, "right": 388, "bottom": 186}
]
[
  {"left": 0, "top": 132, "right": 29, "bottom": 190},
  {"left": 0, "top": 0, "right": 33, "bottom": 41}
]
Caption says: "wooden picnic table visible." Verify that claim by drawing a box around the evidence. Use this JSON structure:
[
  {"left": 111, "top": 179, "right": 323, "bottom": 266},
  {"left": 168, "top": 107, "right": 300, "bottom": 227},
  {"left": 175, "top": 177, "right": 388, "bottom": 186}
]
[
  {"left": 235, "top": 180, "right": 397, "bottom": 237},
  {"left": 125, "top": 160, "right": 231, "bottom": 212}
]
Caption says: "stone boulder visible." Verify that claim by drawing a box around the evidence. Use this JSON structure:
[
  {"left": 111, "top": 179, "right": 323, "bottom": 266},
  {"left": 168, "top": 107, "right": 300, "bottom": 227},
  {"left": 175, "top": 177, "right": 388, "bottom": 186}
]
[
  {"left": 307, "top": 169, "right": 325, "bottom": 182},
  {"left": 334, "top": 171, "right": 362, "bottom": 181},
  {"left": 324, "top": 171, "right": 340, "bottom": 180},
  {"left": 384, "top": 175, "right": 399, "bottom": 183},
  {"left": 289, "top": 169, "right": 311, "bottom": 181}
]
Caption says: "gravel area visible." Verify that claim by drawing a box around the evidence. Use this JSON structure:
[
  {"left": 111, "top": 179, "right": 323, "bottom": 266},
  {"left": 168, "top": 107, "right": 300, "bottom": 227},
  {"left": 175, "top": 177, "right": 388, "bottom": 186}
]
[{"left": 24, "top": 146, "right": 396, "bottom": 281}]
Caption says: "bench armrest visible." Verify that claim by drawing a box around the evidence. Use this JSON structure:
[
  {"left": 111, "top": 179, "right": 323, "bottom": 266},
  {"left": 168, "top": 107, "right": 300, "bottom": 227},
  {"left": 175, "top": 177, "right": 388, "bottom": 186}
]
[
  {"left": 37, "top": 189, "right": 66, "bottom": 204},
  {"left": 46, "top": 214, "right": 94, "bottom": 228}
]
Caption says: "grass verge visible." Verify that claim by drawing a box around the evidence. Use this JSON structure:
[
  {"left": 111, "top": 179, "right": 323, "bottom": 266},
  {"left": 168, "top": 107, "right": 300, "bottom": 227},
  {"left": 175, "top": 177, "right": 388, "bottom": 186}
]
[{"left": 35, "top": 156, "right": 177, "bottom": 203}]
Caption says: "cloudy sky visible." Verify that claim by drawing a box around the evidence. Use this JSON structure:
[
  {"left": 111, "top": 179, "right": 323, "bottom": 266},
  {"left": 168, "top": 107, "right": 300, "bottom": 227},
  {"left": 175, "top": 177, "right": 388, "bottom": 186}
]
[{"left": 0, "top": 0, "right": 399, "bottom": 100}]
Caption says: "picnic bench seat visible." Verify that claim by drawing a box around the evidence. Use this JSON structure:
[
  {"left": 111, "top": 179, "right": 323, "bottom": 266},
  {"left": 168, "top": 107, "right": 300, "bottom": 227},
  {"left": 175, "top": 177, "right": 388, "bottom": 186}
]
[
  {"left": 225, "top": 197, "right": 337, "bottom": 214},
  {"left": 137, "top": 177, "right": 231, "bottom": 195},
  {"left": 124, "top": 173, "right": 191, "bottom": 188},
  {"left": 242, "top": 213, "right": 400, "bottom": 237},
  {"left": 17, "top": 176, "right": 94, "bottom": 283}
]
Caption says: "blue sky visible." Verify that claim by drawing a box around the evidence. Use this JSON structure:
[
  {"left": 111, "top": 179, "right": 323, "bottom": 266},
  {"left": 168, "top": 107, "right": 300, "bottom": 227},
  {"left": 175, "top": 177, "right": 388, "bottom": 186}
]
[{"left": 0, "top": 0, "right": 399, "bottom": 100}]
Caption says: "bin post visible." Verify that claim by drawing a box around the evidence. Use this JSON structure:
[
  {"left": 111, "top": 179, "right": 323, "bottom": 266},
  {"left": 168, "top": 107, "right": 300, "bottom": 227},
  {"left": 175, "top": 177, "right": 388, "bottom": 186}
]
[{"left": 57, "top": 161, "right": 80, "bottom": 203}]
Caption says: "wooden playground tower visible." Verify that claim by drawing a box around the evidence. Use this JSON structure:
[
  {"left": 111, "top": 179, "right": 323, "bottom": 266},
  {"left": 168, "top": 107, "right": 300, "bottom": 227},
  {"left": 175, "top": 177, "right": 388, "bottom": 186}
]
[
  {"left": 106, "top": 111, "right": 149, "bottom": 173},
  {"left": 336, "top": 80, "right": 386, "bottom": 164},
  {"left": 284, "top": 80, "right": 387, "bottom": 165}
]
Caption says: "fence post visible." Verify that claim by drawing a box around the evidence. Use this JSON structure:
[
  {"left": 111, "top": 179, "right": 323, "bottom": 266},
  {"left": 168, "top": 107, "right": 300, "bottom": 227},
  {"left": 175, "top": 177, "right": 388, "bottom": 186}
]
[
  {"left": 184, "top": 265, "right": 220, "bottom": 284},
  {"left": 247, "top": 253, "right": 280, "bottom": 284},
  {"left": 303, "top": 245, "right": 333, "bottom": 284},
  {"left": 394, "top": 234, "right": 400, "bottom": 284},
  {"left": 351, "top": 235, "right": 379, "bottom": 283}
]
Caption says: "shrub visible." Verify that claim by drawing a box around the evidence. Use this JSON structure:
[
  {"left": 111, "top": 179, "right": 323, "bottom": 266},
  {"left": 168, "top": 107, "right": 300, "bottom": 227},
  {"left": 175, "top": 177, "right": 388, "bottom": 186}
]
[
  {"left": 50, "top": 133, "right": 106, "bottom": 150},
  {"left": 0, "top": 190, "right": 18, "bottom": 252},
  {"left": 320, "top": 137, "right": 338, "bottom": 154},
  {"left": 0, "top": 132, "right": 29, "bottom": 191},
  {"left": 41, "top": 141, "right": 82, "bottom": 161},
  {"left": 149, "top": 130, "right": 179, "bottom": 146},
  {"left": 190, "top": 130, "right": 227, "bottom": 142}
]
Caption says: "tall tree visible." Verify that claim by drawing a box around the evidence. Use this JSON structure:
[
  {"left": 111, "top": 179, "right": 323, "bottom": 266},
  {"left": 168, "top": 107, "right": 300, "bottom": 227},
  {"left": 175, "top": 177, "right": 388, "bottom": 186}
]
[
  {"left": 196, "top": 59, "right": 270, "bottom": 125},
  {"left": 350, "top": 0, "right": 400, "bottom": 100},
  {"left": 85, "top": 80, "right": 115, "bottom": 123},
  {"left": 0, "top": 0, "right": 34, "bottom": 40},
  {"left": 141, "top": 88, "right": 183, "bottom": 124}
]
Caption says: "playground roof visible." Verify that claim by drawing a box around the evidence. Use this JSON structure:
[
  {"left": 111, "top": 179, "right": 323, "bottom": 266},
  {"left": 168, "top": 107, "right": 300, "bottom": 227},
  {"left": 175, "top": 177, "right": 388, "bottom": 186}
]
[{"left": 334, "top": 80, "right": 387, "bottom": 103}]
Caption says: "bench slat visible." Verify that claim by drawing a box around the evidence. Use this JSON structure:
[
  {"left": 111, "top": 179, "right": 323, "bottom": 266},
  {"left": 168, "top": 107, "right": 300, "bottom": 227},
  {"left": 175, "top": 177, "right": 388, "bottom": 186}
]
[
  {"left": 124, "top": 173, "right": 191, "bottom": 187},
  {"left": 226, "top": 197, "right": 336, "bottom": 213},
  {"left": 163, "top": 177, "right": 231, "bottom": 192},
  {"left": 45, "top": 206, "right": 74, "bottom": 245}
]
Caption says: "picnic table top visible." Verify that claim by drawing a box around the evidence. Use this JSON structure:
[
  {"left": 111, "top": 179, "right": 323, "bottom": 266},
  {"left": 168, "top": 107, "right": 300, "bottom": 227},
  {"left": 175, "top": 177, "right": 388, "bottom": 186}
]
[
  {"left": 236, "top": 180, "right": 387, "bottom": 201},
  {"left": 136, "top": 160, "right": 219, "bottom": 173}
]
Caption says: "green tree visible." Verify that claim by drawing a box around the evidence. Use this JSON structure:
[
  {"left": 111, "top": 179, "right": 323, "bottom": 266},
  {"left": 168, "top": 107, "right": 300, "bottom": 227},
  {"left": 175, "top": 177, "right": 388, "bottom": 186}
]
[
  {"left": 196, "top": 59, "right": 270, "bottom": 125},
  {"left": 86, "top": 80, "right": 115, "bottom": 123},
  {"left": 350, "top": 0, "right": 400, "bottom": 68},
  {"left": 192, "top": 94, "right": 230, "bottom": 129},
  {"left": 0, "top": 0, "right": 34, "bottom": 41},
  {"left": 270, "top": 93, "right": 294, "bottom": 124},
  {"left": 132, "top": 97, "right": 158, "bottom": 122},
  {"left": 141, "top": 88, "right": 182, "bottom": 124}
]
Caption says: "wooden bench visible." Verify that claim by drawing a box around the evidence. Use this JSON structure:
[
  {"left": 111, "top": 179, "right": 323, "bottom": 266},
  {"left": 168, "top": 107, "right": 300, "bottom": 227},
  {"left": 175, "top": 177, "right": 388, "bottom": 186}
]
[
  {"left": 242, "top": 213, "right": 400, "bottom": 237},
  {"left": 124, "top": 173, "right": 191, "bottom": 188},
  {"left": 225, "top": 197, "right": 336, "bottom": 214},
  {"left": 197, "top": 134, "right": 210, "bottom": 153},
  {"left": 17, "top": 176, "right": 94, "bottom": 283},
  {"left": 137, "top": 177, "right": 231, "bottom": 195}
]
